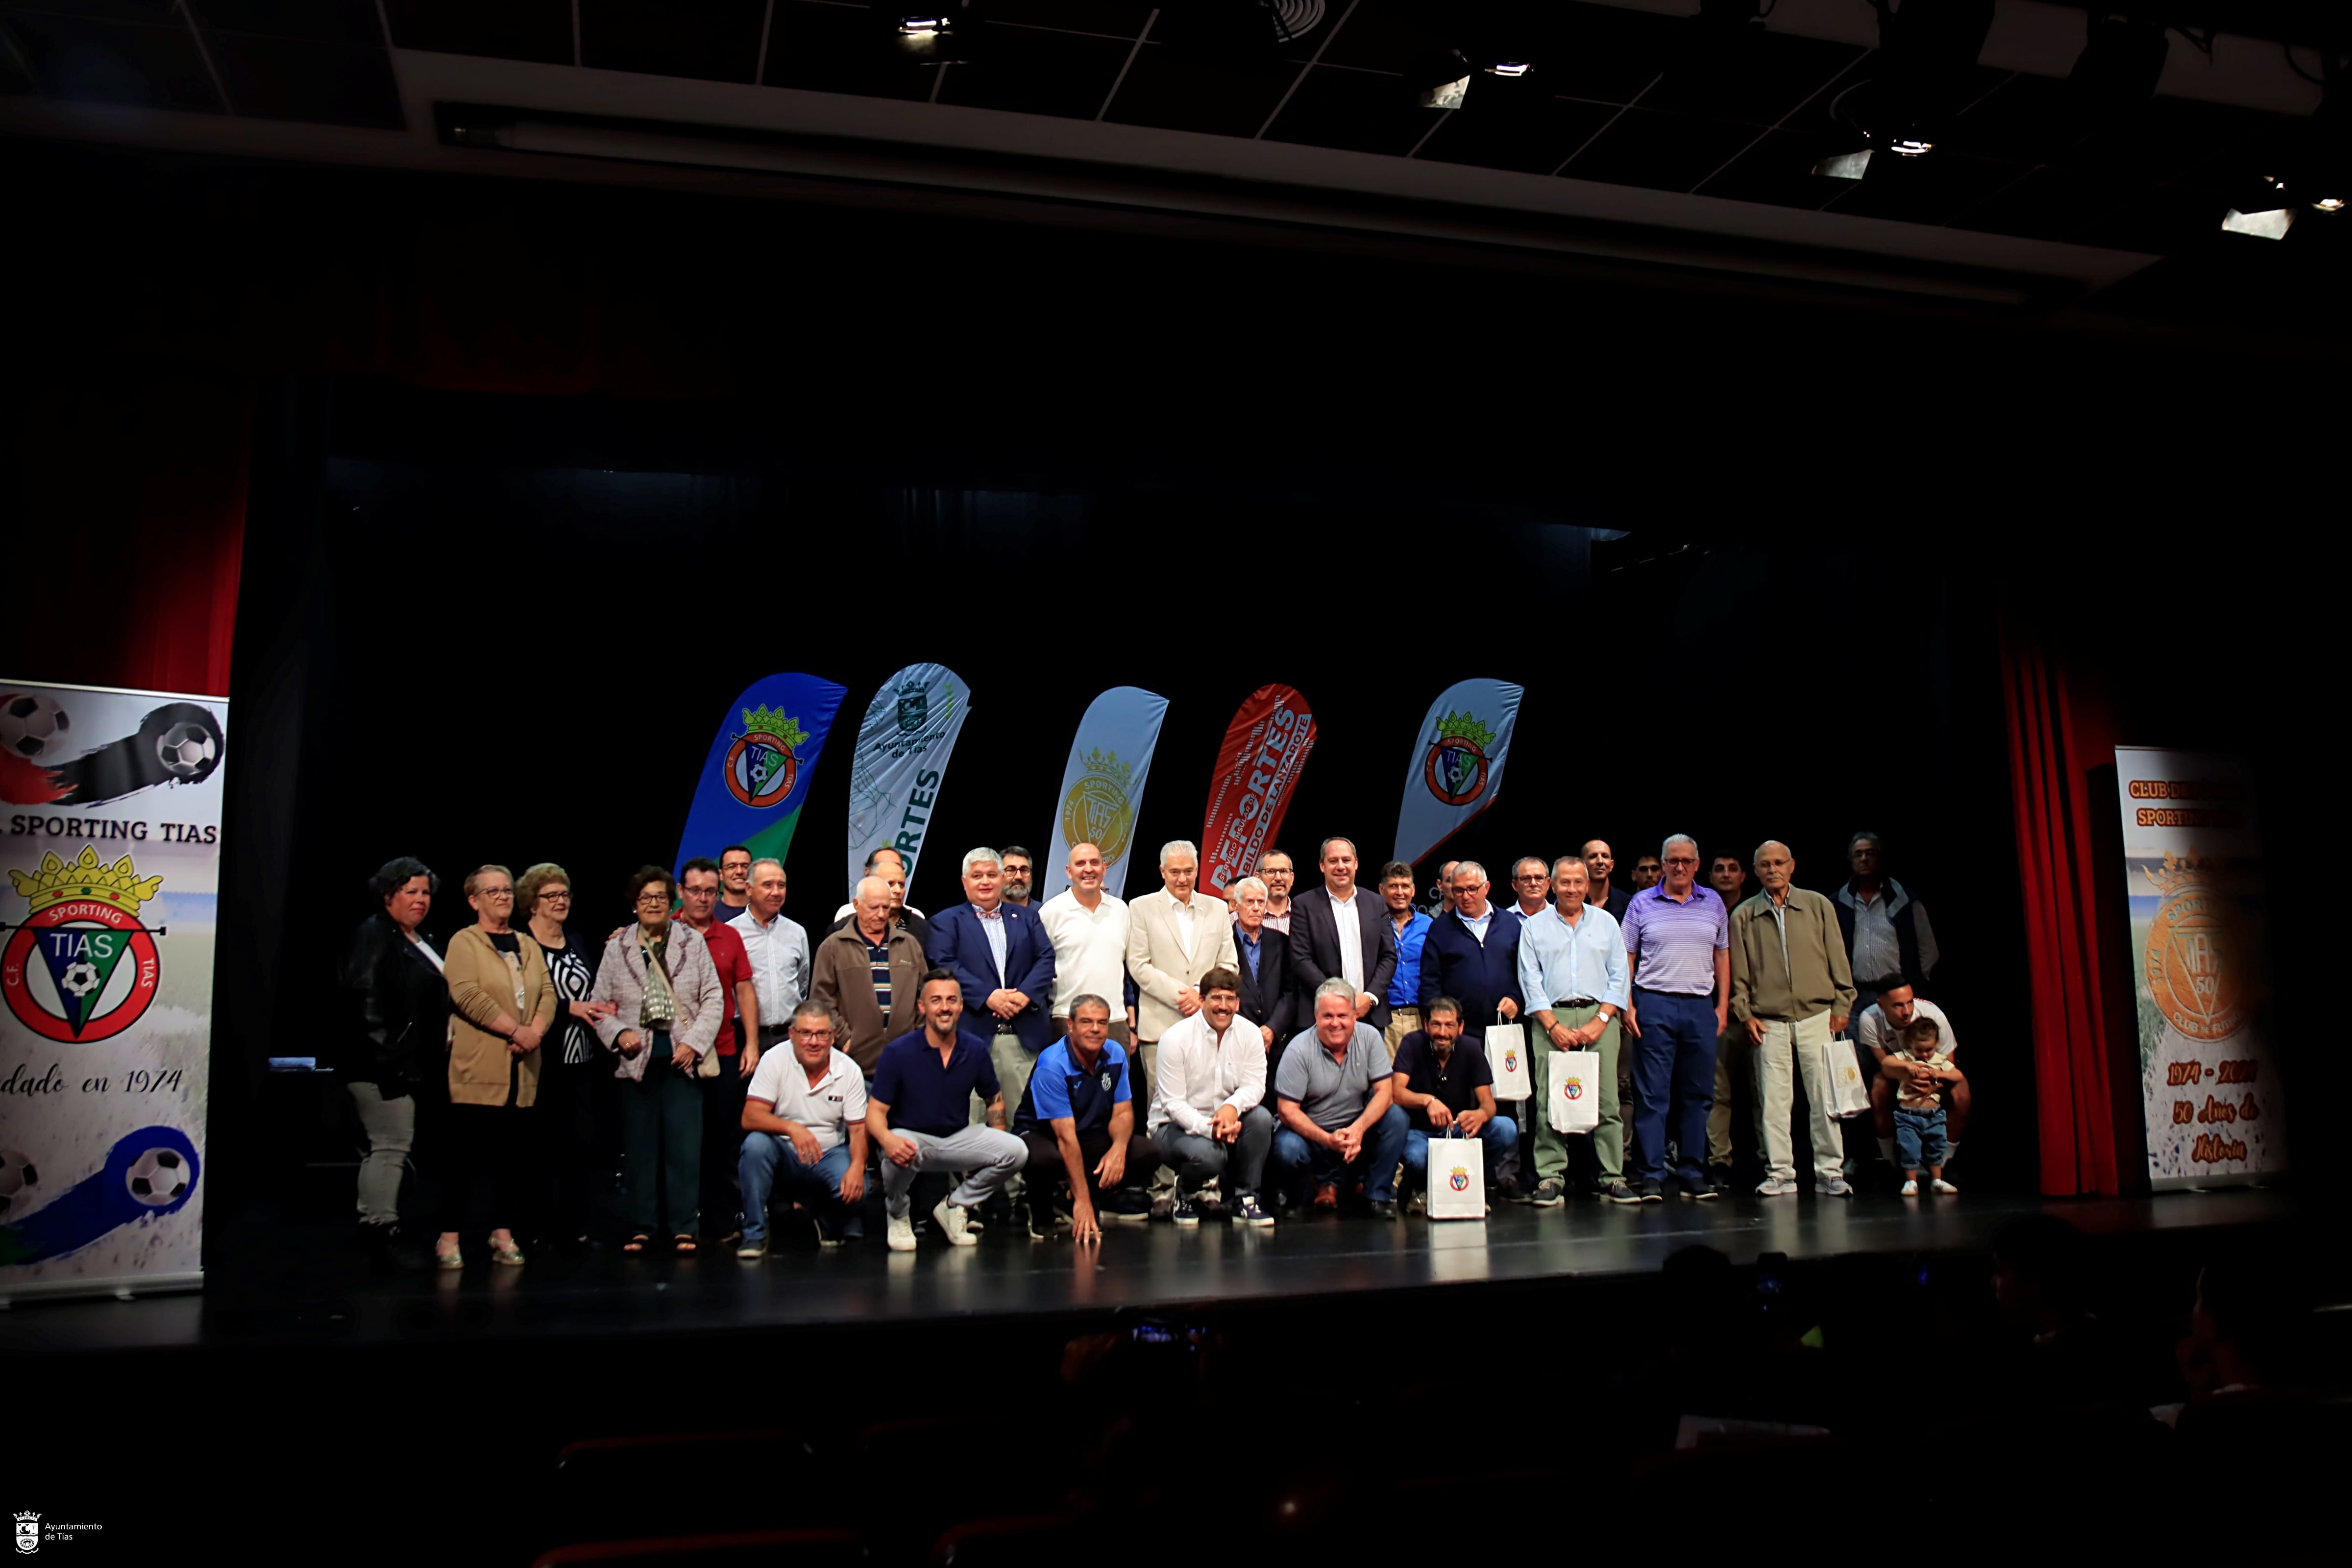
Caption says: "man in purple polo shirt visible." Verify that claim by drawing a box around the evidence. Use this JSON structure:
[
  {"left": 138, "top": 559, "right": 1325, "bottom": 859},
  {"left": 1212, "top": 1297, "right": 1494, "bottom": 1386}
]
[{"left": 1620, "top": 834, "right": 1731, "bottom": 1202}]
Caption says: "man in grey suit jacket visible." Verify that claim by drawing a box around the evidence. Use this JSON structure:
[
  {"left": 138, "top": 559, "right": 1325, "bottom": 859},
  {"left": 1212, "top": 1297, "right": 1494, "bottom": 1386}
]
[{"left": 1286, "top": 837, "right": 1399, "bottom": 1035}]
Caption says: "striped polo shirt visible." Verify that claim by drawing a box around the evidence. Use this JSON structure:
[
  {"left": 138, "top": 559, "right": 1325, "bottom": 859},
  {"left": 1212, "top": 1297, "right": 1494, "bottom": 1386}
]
[{"left": 1621, "top": 884, "right": 1730, "bottom": 997}]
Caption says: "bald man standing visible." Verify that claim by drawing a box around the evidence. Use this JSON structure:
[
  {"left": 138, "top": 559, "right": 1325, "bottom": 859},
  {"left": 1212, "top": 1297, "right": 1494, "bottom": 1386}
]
[{"left": 1727, "top": 841, "right": 1856, "bottom": 1198}]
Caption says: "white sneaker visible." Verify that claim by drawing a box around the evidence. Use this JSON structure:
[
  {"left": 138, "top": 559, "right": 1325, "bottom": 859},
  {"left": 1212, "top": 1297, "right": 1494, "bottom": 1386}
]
[
  {"left": 886, "top": 1213, "right": 916, "bottom": 1251},
  {"left": 1755, "top": 1176, "right": 1799, "bottom": 1196},
  {"left": 1901, "top": 1178, "right": 1920, "bottom": 1196},
  {"left": 932, "top": 1199, "right": 977, "bottom": 1247},
  {"left": 1932, "top": 1178, "right": 1959, "bottom": 1194}
]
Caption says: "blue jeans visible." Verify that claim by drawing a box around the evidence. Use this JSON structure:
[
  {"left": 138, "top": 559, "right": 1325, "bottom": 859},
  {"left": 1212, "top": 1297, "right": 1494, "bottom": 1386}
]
[
  {"left": 1403, "top": 1117, "right": 1518, "bottom": 1189},
  {"left": 1629, "top": 988, "right": 1718, "bottom": 1189},
  {"left": 1894, "top": 1106, "right": 1948, "bottom": 1171},
  {"left": 1270, "top": 1106, "right": 1409, "bottom": 1203},
  {"left": 737, "top": 1131, "right": 854, "bottom": 1243}
]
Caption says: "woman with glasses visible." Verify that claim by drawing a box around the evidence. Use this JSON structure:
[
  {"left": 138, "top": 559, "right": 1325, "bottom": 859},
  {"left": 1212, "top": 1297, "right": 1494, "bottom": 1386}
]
[
  {"left": 339, "top": 855, "right": 448, "bottom": 1261},
  {"left": 438, "top": 863, "right": 557, "bottom": 1269},
  {"left": 589, "top": 865, "right": 724, "bottom": 1254},
  {"left": 520, "top": 862, "right": 617, "bottom": 1252}
]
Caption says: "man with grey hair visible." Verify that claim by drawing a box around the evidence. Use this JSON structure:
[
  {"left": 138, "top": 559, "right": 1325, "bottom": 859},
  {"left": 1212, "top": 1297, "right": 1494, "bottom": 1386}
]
[
  {"left": 1228, "top": 875, "right": 1294, "bottom": 1048},
  {"left": 732, "top": 857, "right": 810, "bottom": 1068},
  {"left": 1619, "top": 834, "right": 1731, "bottom": 1202},
  {"left": 925, "top": 846, "right": 1057, "bottom": 1140},
  {"left": 830, "top": 846, "right": 931, "bottom": 953},
  {"left": 1504, "top": 856, "right": 1553, "bottom": 926},
  {"left": 1127, "top": 838, "right": 1237, "bottom": 1217},
  {"left": 1728, "top": 840, "right": 1856, "bottom": 1198},
  {"left": 1270, "top": 977, "right": 1409, "bottom": 1217}
]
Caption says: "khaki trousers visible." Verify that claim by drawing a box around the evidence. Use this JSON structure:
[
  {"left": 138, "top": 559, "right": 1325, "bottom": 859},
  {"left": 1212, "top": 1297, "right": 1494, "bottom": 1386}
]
[
  {"left": 1707, "top": 1021, "right": 1759, "bottom": 1168},
  {"left": 1382, "top": 1007, "right": 1422, "bottom": 1063},
  {"left": 1528, "top": 1004, "right": 1622, "bottom": 1184}
]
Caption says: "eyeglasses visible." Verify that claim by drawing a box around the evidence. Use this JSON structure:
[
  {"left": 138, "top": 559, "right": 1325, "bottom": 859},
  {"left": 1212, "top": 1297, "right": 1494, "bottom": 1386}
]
[
  {"left": 636, "top": 892, "right": 672, "bottom": 907},
  {"left": 480, "top": 887, "right": 514, "bottom": 899},
  {"left": 538, "top": 890, "right": 571, "bottom": 902},
  {"left": 1514, "top": 872, "right": 1547, "bottom": 883},
  {"left": 1664, "top": 857, "right": 1699, "bottom": 867}
]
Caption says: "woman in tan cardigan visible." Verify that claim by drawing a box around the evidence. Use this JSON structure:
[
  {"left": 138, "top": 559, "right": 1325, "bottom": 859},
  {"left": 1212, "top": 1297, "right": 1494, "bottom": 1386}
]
[{"left": 438, "top": 863, "right": 557, "bottom": 1269}]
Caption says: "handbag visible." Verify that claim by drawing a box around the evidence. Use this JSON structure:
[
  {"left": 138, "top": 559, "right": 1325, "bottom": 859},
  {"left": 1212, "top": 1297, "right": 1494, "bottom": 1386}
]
[
  {"left": 1548, "top": 1049, "right": 1601, "bottom": 1134},
  {"left": 1824, "top": 1037, "right": 1873, "bottom": 1120},
  {"left": 1486, "top": 1023, "right": 1531, "bottom": 1101},
  {"left": 1424, "top": 1127, "right": 1486, "bottom": 1219}
]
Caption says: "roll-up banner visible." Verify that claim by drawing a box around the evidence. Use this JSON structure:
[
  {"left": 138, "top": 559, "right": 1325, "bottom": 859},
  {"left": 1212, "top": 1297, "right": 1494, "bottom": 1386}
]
[
  {"left": 1038, "top": 686, "right": 1168, "bottom": 901},
  {"left": 1393, "top": 678, "right": 1523, "bottom": 867},
  {"left": 2114, "top": 748, "right": 2285, "bottom": 1189},
  {"left": 1200, "top": 684, "right": 1318, "bottom": 897},
  {"left": 0, "top": 680, "right": 227, "bottom": 1303},
  {"left": 674, "top": 674, "right": 847, "bottom": 875},
  {"left": 844, "top": 664, "right": 972, "bottom": 908}
]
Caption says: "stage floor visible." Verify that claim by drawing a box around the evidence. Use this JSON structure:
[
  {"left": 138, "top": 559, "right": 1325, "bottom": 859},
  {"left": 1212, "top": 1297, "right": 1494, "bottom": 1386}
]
[{"left": 0, "top": 1188, "right": 2293, "bottom": 1355}]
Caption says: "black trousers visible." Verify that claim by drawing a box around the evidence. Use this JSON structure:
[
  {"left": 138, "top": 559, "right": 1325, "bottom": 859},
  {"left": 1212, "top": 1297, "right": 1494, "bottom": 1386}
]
[
  {"left": 1020, "top": 1126, "right": 1160, "bottom": 1208},
  {"left": 532, "top": 1052, "right": 617, "bottom": 1244},
  {"left": 700, "top": 1050, "right": 750, "bottom": 1234},
  {"left": 436, "top": 1100, "right": 531, "bottom": 1235}
]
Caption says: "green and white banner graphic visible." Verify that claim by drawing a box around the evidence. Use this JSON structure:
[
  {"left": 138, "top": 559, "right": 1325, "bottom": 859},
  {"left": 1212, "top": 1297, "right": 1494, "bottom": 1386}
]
[
  {"left": 844, "top": 664, "right": 972, "bottom": 909},
  {"left": 1, "top": 679, "right": 225, "bottom": 1303}
]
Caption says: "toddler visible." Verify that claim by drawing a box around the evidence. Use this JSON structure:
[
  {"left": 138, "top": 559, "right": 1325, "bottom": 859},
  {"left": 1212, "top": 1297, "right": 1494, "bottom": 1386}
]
[{"left": 1889, "top": 1018, "right": 1959, "bottom": 1196}]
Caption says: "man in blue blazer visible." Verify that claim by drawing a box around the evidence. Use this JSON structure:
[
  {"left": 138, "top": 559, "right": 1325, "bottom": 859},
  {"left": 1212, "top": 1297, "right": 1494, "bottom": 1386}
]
[{"left": 926, "top": 846, "right": 1059, "bottom": 1140}]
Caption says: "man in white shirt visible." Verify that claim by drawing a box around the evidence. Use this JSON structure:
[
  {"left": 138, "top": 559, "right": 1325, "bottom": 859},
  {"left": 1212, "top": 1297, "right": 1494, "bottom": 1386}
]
[
  {"left": 1856, "top": 983, "right": 1969, "bottom": 1176},
  {"left": 731, "top": 858, "right": 811, "bottom": 1055},
  {"left": 1150, "top": 966, "right": 1275, "bottom": 1227},
  {"left": 735, "top": 1001, "right": 868, "bottom": 1257},
  {"left": 1127, "top": 839, "right": 1238, "bottom": 1219},
  {"left": 1038, "top": 842, "right": 1137, "bottom": 1043}
]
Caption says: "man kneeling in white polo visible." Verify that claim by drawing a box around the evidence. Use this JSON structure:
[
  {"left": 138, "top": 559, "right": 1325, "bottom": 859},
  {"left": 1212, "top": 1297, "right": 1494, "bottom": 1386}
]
[
  {"left": 736, "top": 1000, "right": 867, "bottom": 1258},
  {"left": 866, "top": 970, "right": 1027, "bottom": 1251},
  {"left": 1149, "top": 966, "right": 1276, "bottom": 1228}
]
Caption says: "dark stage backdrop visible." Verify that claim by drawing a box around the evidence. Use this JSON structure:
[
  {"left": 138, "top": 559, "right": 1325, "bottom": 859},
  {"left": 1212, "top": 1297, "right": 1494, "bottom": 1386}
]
[{"left": 221, "top": 380, "right": 2036, "bottom": 1191}]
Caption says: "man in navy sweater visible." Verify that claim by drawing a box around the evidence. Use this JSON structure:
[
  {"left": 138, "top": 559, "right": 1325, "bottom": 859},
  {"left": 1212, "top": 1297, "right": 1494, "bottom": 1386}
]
[{"left": 1419, "top": 860, "right": 1525, "bottom": 1193}]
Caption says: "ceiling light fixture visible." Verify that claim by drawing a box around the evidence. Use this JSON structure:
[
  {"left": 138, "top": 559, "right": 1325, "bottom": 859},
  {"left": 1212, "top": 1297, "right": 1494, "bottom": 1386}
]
[
  {"left": 2217, "top": 88, "right": 2346, "bottom": 237},
  {"left": 891, "top": 2, "right": 983, "bottom": 63},
  {"left": 1826, "top": 0, "right": 1994, "bottom": 169}
]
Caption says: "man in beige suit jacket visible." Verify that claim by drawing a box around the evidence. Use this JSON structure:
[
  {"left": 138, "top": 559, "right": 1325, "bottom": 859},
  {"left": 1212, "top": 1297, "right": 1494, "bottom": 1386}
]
[{"left": 1126, "top": 839, "right": 1239, "bottom": 1216}]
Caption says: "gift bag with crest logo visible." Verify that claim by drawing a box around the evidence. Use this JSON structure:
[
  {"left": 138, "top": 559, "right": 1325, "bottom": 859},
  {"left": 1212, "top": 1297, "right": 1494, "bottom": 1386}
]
[
  {"left": 1425, "top": 1127, "right": 1487, "bottom": 1219},
  {"left": 1547, "top": 1049, "right": 1601, "bottom": 1134}
]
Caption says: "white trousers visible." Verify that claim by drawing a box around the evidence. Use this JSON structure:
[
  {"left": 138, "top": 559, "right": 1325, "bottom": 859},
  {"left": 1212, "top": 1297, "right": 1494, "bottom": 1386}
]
[{"left": 1757, "top": 1009, "right": 1843, "bottom": 1185}]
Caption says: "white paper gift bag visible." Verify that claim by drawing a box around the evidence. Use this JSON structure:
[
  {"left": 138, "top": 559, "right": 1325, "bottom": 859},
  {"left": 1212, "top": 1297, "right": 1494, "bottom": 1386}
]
[
  {"left": 1486, "top": 1024, "right": 1531, "bottom": 1100},
  {"left": 1425, "top": 1129, "right": 1486, "bottom": 1219},
  {"left": 1824, "top": 1039, "right": 1873, "bottom": 1120},
  {"left": 1548, "top": 1049, "right": 1601, "bottom": 1133}
]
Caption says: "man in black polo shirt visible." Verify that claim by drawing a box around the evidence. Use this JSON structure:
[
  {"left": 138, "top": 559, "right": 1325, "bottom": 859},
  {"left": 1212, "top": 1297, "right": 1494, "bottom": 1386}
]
[
  {"left": 1013, "top": 994, "right": 1158, "bottom": 1240},
  {"left": 1390, "top": 997, "right": 1517, "bottom": 1214},
  {"left": 867, "top": 970, "right": 1027, "bottom": 1253}
]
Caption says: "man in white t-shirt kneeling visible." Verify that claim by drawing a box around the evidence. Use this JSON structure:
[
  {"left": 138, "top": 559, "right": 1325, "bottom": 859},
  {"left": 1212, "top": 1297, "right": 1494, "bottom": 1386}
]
[{"left": 736, "top": 1000, "right": 869, "bottom": 1257}]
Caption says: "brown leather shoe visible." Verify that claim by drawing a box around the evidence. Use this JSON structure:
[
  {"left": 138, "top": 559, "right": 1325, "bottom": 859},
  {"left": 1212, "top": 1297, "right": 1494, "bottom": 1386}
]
[{"left": 1312, "top": 1183, "right": 1339, "bottom": 1210}]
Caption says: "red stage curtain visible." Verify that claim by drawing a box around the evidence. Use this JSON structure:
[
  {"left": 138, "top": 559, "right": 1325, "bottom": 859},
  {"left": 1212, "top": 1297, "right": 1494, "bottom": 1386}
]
[
  {"left": 2000, "top": 609, "right": 2123, "bottom": 1196},
  {"left": 0, "top": 362, "right": 249, "bottom": 697}
]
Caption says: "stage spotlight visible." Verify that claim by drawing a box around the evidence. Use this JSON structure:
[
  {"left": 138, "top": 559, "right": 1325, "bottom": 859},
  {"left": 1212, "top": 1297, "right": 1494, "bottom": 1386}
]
[
  {"left": 2220, "top": 206, "right": 2295, "bottom": 239},
  {"left": 1414, "top": 50, "right": 1472, "bottom": 109},
  {"left": 2064, "top": 16, "right": 2168, "bottom": 122},
  {"left": 2216, "top": 93, "right": 2346, "bottom": 236},
  {"left": 1831, "top": 0, "right": 1994, "bottom": 161},
  {"left": 890, "top": 2, "right": 984, "bottom": 63}
]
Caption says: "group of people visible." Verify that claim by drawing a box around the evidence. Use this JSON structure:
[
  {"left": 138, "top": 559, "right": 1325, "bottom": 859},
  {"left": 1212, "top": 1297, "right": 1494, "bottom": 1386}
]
[{"left": 340, "top": 828, "right": 1969, "bottom": 1264}]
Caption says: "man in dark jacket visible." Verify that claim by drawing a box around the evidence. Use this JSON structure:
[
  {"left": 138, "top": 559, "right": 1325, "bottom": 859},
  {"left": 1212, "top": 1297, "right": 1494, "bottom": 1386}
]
[
  {"left": 1286, "top": 837, "right": 1398, "bottom": 1033},
  {"left": 1418, "top": 860, "right": 1523, "bottom": 1031},
  {"left": 1230, "top": 875, "right": 1294, "bottom": 1052}
]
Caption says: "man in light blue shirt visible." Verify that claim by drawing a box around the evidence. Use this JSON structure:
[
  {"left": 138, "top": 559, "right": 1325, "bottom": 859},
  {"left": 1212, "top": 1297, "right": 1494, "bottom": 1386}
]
[
  {"left": 1379, "top": 859, "right": 1433, "bottom": 1063},
  {"left": 1513, "top": 855, "right": 1630, "bottom": 1206}
]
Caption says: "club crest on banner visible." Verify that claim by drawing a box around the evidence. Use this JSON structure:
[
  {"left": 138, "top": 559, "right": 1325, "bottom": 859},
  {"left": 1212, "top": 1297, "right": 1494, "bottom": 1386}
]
[
  {"left": 1062, "top": 749, "right": 1137, "bottom": 868},
  {"left": 14, "top": 1512, "right": 37, "bottom": 1555},
  {"left": 4, "top": 847, "right": 164, "bottom": 1044},
  {"left": 1448, "top": 1165, "right": 1470, "bottom": 1192},
  {"left": 1422, "top": 710, "right": 1495, "bottom": 808},
  {"left": 2140, "top": 854, "right": 2240, "bottom": 1043},
  {"left": 724, "top": 705, "right": 807, "bottom": 810}
]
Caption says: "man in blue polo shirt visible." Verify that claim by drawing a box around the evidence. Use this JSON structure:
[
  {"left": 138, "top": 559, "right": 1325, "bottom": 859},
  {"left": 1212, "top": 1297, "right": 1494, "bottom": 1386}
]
[
  {"left": 1620, "top": 835, "right": 1731, "bottom": 1203},
  {"left": 867, "top": 970, "right": 1028, "bottom": 1252},
  {"left": 1014, "top": 994, "right": 1158, "bottom": 1241}
]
